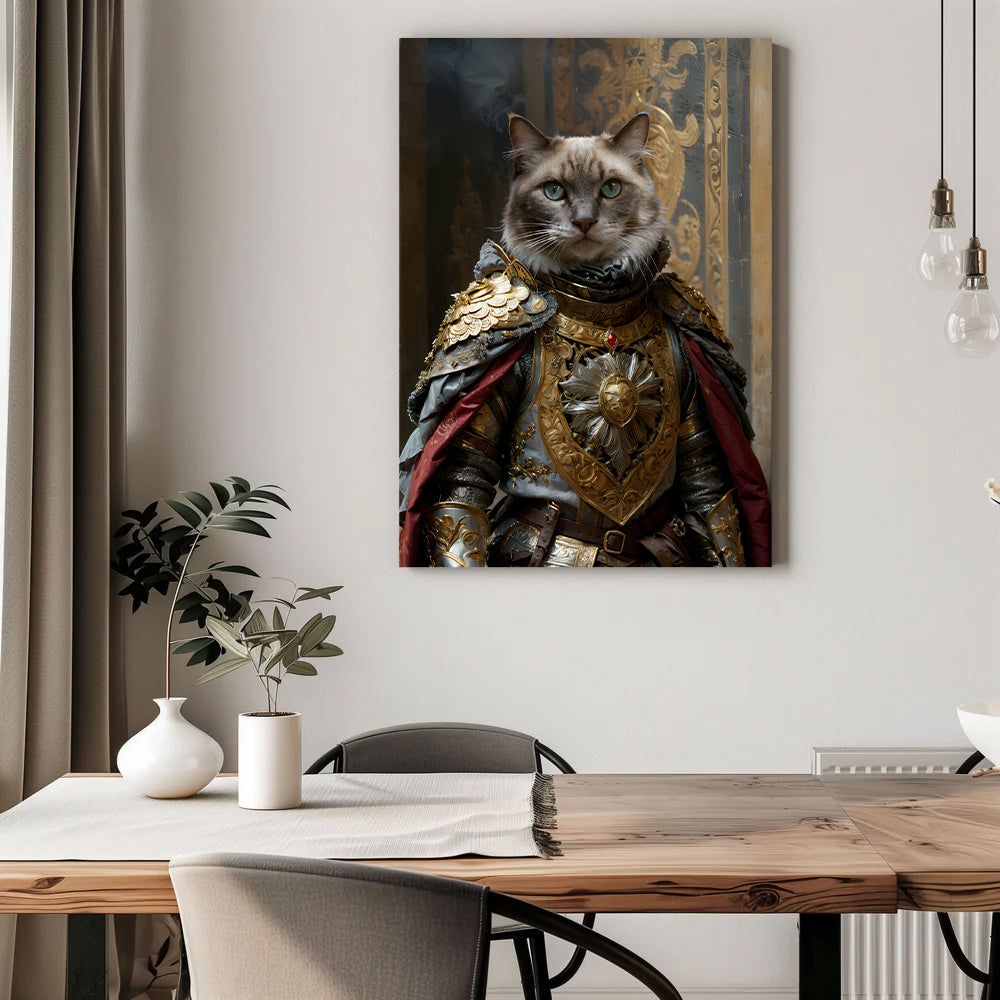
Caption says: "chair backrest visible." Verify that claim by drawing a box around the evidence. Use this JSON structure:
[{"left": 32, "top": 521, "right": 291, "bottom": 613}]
[
  {"left": 316, "top": 722, "right": 544, "bottom": 774},
  {"left": 170, "top": 852, "right": 490, "bottom": 1000}
]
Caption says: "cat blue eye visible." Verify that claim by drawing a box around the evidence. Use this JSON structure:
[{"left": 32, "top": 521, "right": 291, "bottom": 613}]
[
  {"left": 542, "top": 182, "right": 566, "bottom": 201},
  {"left": 601, "top": 180, "right": 623, "bottom": 198}
]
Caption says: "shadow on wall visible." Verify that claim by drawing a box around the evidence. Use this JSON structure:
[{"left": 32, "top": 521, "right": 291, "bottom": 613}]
[{"left": 771, "top": 44, "right": 789, "bottom": 567}]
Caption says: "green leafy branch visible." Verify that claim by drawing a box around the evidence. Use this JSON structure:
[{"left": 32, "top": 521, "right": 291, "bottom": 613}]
[
  {"left": 194, "top": 585, "right": 342, "bottom": 714},
  {"left": 111, "top": 476, "right": 290, "bottom": 698}
]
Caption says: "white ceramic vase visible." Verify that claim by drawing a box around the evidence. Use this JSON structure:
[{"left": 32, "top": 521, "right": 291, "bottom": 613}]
[
  {"left": 117, "top": 697, "right": 224, "bottom": 798},
  {"left": 238, "top": 711, "right": 302, "bottom": 809}
]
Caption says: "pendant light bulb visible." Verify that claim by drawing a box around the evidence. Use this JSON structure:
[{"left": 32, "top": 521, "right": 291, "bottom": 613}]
[
  {"left": 944, "top": 237, "right": 1000, "bottom": 356},
  {"left": 919, "top": 179, "right": 963, "bottom": 288}
]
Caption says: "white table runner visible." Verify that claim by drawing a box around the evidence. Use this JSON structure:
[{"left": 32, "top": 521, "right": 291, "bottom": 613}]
[{"left": 0, "top": 773, "right": 559, "bottom": 860}]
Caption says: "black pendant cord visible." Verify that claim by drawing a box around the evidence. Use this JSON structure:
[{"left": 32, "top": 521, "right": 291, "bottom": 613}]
[
  {"left": 941, "top": 0, "right": 945, "bottom": 179},
  {"left": 972, "top": 0, "right": 978, "bottom": 238}
]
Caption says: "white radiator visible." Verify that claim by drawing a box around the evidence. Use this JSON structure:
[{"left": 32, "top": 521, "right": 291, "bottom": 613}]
[{"left": 812, "top": 747, "right": 990, "bottom": 1000}]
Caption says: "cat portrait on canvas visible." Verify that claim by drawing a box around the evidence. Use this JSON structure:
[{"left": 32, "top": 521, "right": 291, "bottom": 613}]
[{"left": 399, "top": 103, "right": 771, "bottom": 569}]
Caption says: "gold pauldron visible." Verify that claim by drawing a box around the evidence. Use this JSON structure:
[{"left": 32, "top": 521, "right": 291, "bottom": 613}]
[
  {"left": 422, "top": 503, "right": 489, "bottom": 568},
  {"left": 434, "top": 264, "right": 548, "bottom": 353},
  {"left": 703, "top": 490, "right": 746, "bottom": 567}
]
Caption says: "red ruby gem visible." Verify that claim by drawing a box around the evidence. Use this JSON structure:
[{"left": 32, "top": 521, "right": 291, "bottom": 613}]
[{"left": 606, "top": 332, "right": 617, "bottom": 347}]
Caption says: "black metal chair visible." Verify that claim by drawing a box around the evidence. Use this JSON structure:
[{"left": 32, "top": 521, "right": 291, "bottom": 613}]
[
  {"left": 170, "top": 852, "right": 685, "bottom": 1000},
  {"left": 305, "top": 722, "right": 594, "bottom": 1000},
  {"left": 937, "top": 750, "right": 1000, "bottom": 1000}
]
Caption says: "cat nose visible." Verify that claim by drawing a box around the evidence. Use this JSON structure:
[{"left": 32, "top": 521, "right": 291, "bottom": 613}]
[{"left": 573, "top": 217, "right": 597, "bottom": 234}]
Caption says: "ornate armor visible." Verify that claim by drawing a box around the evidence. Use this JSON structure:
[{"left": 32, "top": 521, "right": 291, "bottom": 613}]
[
  {"left": 422, "top": 503, "right": 489, "bottom": 568},
  {"left": 401, "top": 241, "right": 768, "bottom": 568}
]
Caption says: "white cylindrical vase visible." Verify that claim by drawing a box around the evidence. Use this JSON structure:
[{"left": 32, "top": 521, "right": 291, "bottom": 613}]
[
  {"left": 117, "top": 697, "right": 224, "bottom": 799},
  {"left": 238, "top": 712, "right": 302, "bottom": 809}
]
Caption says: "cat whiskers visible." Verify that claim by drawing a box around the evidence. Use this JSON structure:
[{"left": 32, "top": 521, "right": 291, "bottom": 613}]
[{"left": 511, "top": 231, "right": 565, "bottom": 261}]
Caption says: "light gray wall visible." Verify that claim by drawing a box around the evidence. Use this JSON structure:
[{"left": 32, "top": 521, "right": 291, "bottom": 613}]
[{"left": 122, "top": 1, "right": 998, "bottom": 994}]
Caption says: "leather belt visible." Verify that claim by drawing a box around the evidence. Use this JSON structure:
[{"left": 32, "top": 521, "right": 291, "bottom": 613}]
[
  {"left": 514, "top": 496, "right": 690, "bottom": 564},
  {"left": 528, "top": 503, "right": 562, "bottom": 566}
]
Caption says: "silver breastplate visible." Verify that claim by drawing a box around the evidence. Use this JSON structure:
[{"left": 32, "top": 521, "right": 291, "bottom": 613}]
[{"left": 509, "top": 293, "right": 681, "bottom": 526}]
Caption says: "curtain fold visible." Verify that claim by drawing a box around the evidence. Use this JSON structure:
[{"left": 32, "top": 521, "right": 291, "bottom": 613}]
[{"left": 0, "top": 1, "right": 126, "bottom": 997}]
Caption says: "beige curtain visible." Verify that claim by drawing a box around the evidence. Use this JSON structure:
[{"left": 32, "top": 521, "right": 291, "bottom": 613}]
[{"left": 0, "top": 0, "right": 126, "bottom": 997}]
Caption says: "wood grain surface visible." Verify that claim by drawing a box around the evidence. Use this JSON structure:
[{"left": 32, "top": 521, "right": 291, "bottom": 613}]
[
  {"left": 820, "top": 772, "right": 1000, "bottom": 911},
  {"left": 0, "top": 774, "right": 895, "bottom": 915}
]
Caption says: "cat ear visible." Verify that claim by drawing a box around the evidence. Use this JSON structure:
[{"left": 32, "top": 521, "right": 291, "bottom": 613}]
[
  {"left": 508, "top": 114, "right": 551, "bottom": 174},
  {"left": 610, "top": 112, "right": 650, "bottom": 160}
]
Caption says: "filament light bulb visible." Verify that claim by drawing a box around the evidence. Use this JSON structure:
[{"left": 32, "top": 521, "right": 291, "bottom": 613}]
[{"left": 945, "top": 238, "right": 1000, "bottom": 357}]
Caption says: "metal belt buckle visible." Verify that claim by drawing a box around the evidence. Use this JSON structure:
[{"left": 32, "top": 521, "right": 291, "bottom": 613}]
[
  {"left": 603, "top": 529, "right": 626, "bottom": 555},
  {"left": 668, "top": 515, "right": 686, "bottom": 536}
]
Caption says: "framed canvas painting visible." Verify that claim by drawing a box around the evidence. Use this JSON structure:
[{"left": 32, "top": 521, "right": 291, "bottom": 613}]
[{"left": 399, "top": 38, "right": 772, "bottom": 568}]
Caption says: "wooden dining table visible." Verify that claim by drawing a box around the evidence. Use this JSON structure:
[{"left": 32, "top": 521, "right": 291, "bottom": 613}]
[{"left": 2, "top": 771, "right": 999, "bottom": 1000}]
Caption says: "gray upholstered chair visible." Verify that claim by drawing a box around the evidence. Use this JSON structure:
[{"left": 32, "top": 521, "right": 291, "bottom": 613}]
[
  {"left": 169, "top": 852, "right": 684, "bottom": 1000},
  {"left": 304, "top": 722, "right": 584, "bottom": 1000}
]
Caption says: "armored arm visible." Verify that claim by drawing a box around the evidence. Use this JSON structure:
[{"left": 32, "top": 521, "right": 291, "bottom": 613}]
[
  {"left": 674, "top": 397, "right": 745, "bottom": 567},
  {"left": 422, "top": 355, "right": 531, "bottom": 567},
  {"left": 669, "top": 333, "right": 745, "bottom": 567}
]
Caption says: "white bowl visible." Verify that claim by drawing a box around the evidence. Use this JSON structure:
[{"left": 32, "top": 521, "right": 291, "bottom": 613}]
[{"left": 956, "top": 700, "right": 1000, "bottom": 767}]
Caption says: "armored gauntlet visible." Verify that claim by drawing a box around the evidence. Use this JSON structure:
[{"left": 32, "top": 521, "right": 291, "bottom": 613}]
[
  {"left": 675, "top": 403, "right": 746, "bottom": 566},
  {"left": 422, "top": 502, "right": 490, "bottom": 568}
]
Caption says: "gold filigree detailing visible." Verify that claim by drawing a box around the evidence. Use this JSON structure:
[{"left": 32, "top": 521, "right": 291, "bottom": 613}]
[
  {"left": 508, "top": 424, "right": 552, "bottom": 485},
  {"left": 560, "top": 352, "right": 663, "bottom": 474},
  {"left": 705, "top": 490, "right": 745, "bottom": 567},
  {"left": 580, "top": 39, "right": 698, "bottom": 124},
  {"left": 537, "top": 324, "right": 680, "bottom": 525},
  {"left": 423, "top": 503, "right": 489, "bottom": 568},
  {"left": 414, "top": 336, "right": 491, "bottom": 394},
  {"left": 577, "top": 39, "right": 701, "bottom": 277},
  {"left": 670, "top": 199, "right": 702, "bottom": 286},
  {"left": 646, "top": 104, "right": 701, "bottom": 231},
  {"left": 425, "top": 513, "right": 461, "bottom": 552},
  {"left": 545, "top": 534, "right": 599, "bottom": 567},
  {"left": 653, "top": 270, "right": 733, "bottom": 350},
  {"left": 703, "top": 38, "right": 729, "bottom": 329},
  {"left": 435, "top": 271, "right": 532, "bottom": 352},
  {"left": 549, "top": 305, "right": 659, "bottom": 348}
]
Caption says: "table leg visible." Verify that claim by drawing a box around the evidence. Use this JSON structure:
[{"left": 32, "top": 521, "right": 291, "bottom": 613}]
[
  {"left": 66, "top": 914, "right": 106, "bottom": 1000},
  {"left": 798, "top": 913, "right": 840, "bottom": 1000}
]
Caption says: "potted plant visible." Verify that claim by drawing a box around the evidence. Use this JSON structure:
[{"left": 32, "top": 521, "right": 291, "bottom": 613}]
[
  {"left": 111, "top": 476, "right": 291, "bottom": 797},
  {"left": 196, "top": 586, "right": 342, "bottom": 809}
]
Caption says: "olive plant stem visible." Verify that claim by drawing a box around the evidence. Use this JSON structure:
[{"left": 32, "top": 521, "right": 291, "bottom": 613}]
[{"left": 163, "top": 521, "right": 208, "bottom": 699}]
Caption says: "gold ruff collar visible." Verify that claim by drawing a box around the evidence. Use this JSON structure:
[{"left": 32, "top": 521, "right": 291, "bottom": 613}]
[{"left": 535, "top": 272, "right": 657, "bottom": 349}]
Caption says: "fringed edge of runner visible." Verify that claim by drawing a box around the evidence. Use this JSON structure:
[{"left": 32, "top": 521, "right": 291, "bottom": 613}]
[{"left": 531, "top": 773, "right": 562, "bottom": 858}]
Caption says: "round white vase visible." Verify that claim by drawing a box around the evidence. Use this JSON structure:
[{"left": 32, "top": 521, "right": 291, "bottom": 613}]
[
  {"left": 238, "top": 712, "right": 302, "bottom": 810},
  {"left": 117, "top": 697, "right": 224, "bottom": 798}
]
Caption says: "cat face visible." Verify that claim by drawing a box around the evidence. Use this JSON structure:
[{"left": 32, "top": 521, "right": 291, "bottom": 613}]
[{"left": 502, "top": 113, "right": 666, "bottom": 277}]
